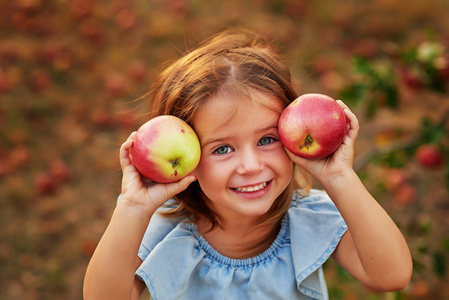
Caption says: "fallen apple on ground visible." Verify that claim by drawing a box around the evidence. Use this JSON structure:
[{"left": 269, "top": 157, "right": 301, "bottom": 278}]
[
  {"left": 131, "top": 115, "right": 201, "bottom": 183},
  {"left": 278, "top": 93, "right": 347, "bottom": 160}
]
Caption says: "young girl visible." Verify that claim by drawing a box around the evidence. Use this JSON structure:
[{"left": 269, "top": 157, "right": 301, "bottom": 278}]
[{"left": 84, "top": 28, "right": 412, "bottom": 300}]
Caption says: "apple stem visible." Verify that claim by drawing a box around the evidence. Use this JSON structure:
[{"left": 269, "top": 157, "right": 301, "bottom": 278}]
[
  {"left": 170, "top": 160, "right": 180, "bottom": 168},
  {"left": 299, "top": 135, "right": 314, "bottom": 150},
  {"left": 170, "top": 160, "right": 180, "bottom": 176}
]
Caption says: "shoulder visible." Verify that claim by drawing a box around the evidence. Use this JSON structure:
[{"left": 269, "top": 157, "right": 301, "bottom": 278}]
[
  {"left": 137, "top": 199, "right": 189, "bottom": 261},
  {"left": 287, "top": 189, "right": 348, "bottom": 283},
  {"left": 290, "top": 188, "right": 340, "bottom": 214},
  {"left": 287, "top": 188, "right": 346, "bottom": 232},
  {"left": 287, "top": 188, "right": 347, "bottom": 244}
]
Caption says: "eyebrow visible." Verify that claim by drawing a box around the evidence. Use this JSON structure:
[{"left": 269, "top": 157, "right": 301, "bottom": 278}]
[{"left": 200, "top": 124, "right": 279, "bottom": 148}]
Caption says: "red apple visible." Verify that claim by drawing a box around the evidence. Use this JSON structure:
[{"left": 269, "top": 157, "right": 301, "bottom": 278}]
[
  {"left": 29, "top": 69, "right": 51, "bottom": 92},
  {"left": 70, "top": 0, "right": 92, "bottom": 19},
  {"left": 115, "top": 9, "right": 136, "bottom": 30},
  {"left": 401, "top": 68, "right": 424, "bottom": 90},
  {"left": 34, "top": 172, "right": 57, "bottom": 196},
  {"left": 105, "top": 73, "right": 126, "bottom": 98},
  {"left": 132, "top": 115, "right": 201, "bottom": 183},
  {"left": 278, "top": 93, "right": 347, "bottom": 159},
  {"left": 0, "top": 73, "right": 11, "bottom": 93},
  {"left": 416, "top": 144, "right": 445, "bottom": 169},
  {"left": 385, "top": 168, "right": 408, "bottom": 191},
  {"left": 393, "top": 183, "right": 417, "bottom": 205},
  {"left": 116, "top": 110, "right": 139, "bottom": 129},
  {"left": 410, "top": 280, "right": 430, "bottom": 297},
  {"left": 50, "top": 159, "right": 72, "bottom": 186},
  {"left": 91, "top": 107, "right": 113, "bottom": 129},
  {"left": 128, "top": 60, "right": 147, "bottom": 82}
]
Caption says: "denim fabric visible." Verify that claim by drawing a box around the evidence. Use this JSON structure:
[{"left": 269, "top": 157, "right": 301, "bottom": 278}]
[{"left": 134, "top": 189, "right": 347, "bottom": 300}]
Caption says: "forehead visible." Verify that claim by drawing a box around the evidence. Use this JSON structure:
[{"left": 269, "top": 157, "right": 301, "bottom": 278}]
[{"left": 192, "top": 92, "right": 282, "bottom": 140}]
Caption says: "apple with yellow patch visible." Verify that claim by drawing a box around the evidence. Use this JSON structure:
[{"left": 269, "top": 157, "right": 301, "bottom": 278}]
[
  {"left": 132, "top": 115, "right": 201, "bottom": 183},
  {"left": 278, "top": 93, "right": 347, "bottom": 160}
]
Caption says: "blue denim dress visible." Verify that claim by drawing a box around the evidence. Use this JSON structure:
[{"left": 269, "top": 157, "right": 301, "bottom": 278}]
[{"left": 134, "top": 189, "right": 347, "bottom": 300}]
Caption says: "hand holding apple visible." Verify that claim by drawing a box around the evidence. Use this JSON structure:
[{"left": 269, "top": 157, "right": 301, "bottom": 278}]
[
  {"left": 119, "top": 131, "right": 197, "bottom": 213},
  {"left": 278, "top": 93, "right": 348, "bottom": 160},
  {"left": 131, "top": 115, "right": 201, "bottom": 183}
]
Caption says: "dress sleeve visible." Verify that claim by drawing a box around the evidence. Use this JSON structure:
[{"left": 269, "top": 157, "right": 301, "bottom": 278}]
[
  {"left": 288, "top": 189, "right": 348, "bottom": 297},
  {"left": 137, "top": 210, "right": 180, "bottom": 261}
]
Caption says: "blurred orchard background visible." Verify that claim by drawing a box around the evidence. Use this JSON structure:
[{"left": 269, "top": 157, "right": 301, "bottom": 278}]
[{"left": 1, "top": 0, "right": 449, "bottom": 299}]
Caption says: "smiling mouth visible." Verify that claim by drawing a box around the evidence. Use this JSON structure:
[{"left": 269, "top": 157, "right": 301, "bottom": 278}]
[{"left": 233, "top": 181, "right": 269, "bottom": 193}]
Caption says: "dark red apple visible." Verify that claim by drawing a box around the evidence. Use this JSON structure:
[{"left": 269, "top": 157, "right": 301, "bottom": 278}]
[
  {"left": 416, "top": 144, "right": 445, "bottom": 169},
  {"left": 34, "top": 172, "right": 57, "bottom": 196},
  {"left": 278, "top": 93, "right": 347, "bottom": 159}
]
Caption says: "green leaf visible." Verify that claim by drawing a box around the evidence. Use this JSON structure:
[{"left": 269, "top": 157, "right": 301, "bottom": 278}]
[
  {"left": 433, "top": 252, "right": 447, "bottom": 278},
  {"left": 338, "top": 83, "right": 368, "bottom": 107},
  {"left": 384, "top": 85, "right": 399, "bottom": 109},
  {"left": 441, "top": 239, "right": 449, "bottom": 252},
  {"left": 353, "top": 57, "right": 372, "bottom": 74},
  {"left": 419, "top": 118, "right": 446, "bottom": 144},
  {"left": 367, "top": 97, "right": 378, "bottom": 118}
]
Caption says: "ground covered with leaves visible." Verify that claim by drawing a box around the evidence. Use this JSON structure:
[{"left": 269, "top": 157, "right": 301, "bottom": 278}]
[{"left": 1, "top": 0, "right": 448, "bottom": 299}]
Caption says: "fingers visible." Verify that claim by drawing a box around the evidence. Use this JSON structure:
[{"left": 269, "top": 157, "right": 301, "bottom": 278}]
[
  {"left": 284, "top": 147, "right": 308, "bottom": 167},
  {"left": 161, "top": 174, "right": 198, "bottom": 200},
  {"left": 336, "top": 100, "right": 359, "bottom": 144},
  {"left": 120, "top": 131, "right": 137, "bottom": 171}
]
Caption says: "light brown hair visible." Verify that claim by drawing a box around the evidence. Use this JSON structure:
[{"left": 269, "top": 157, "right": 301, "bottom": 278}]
[{"left": 146, "top": 28, "right": 311, "bottom": 230}]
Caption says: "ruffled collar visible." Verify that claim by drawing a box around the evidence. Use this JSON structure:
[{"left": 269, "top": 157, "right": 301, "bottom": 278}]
[{"left": 186, "top": 216, "right": 290, "bottom": 268}]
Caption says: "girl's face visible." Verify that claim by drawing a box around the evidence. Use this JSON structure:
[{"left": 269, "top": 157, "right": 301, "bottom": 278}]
[{"left": 192, "top": 92, "right": 293, "bottom": 224}]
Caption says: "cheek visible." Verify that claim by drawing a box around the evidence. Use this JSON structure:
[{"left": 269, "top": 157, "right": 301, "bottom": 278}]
[
  {"left": 273, "top": 147, "right": 294, "bottom": 176},
  {"left": 195, "top": 158, "right": 228, "bottom": 188}
]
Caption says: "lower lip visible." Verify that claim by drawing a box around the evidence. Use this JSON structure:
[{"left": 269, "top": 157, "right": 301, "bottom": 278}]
[{"left": 231, "top": 181, "right": 272, "bottom": 199}]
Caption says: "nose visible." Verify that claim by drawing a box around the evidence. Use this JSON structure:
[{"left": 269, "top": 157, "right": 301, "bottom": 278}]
[{"left": 236, "top": 146, "right": 264, "bottom": 175}]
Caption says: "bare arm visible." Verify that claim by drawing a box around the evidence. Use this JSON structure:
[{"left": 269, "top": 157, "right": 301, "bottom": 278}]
[
  {"left": 324, "top": 171, "right": 412, "bottom": 291},
  {"left": 287, "top": 101, "right": 412, "bottom": 291},
  {"left": 83, "top": 133, "right": 196, "bottom": 300}
]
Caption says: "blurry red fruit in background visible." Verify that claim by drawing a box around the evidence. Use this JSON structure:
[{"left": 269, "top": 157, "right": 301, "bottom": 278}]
[
  {"left": 34, "top": 172, "right": 57, "bottom": 196},
  {"left": 0, "top": 74, "right": 11, "bottom": 93},
  {"left": 10, "top": 146, "right": 31, "bottom": 169},
  {"left": 416, "top": 144, "right": 445, "bottom": 169},
  {"left": 128, "top": 60, "right": 147, "bottom": 82},
  {"left": 115, "top": 9, "right": 136, "bottom": 30},
  {"left": 116, "top": 110, "right": 138, "bottom": 128},
  {"left": 394, "top": 184, "right": 417, "bottom": 205},
  {"left": 70, "top": 0, "right": 92, "bottom": 19},
  {"left": 29, "top": 69, "right": 51, "bottom": 92},
  {"left": 105, "top": 74, "right": 126, "bottom": 98},
  {"left": 91, "top": 108, "right": 113, "bottom": 129},
  {"left": 385, "top": 168, "right": 408, "bottom": 191},
  {"left": 50, "top": 160, "right": 72, "bottom": 186},
  {"left": 401, "top": 69, "right": 424, "bottom": 90}
]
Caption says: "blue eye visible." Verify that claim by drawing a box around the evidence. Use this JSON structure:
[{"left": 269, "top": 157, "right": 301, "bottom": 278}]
[
  {"left": 214, "top": 146, "right": 232, "bottom": 155},
  {"left": 258, "top": 137, "right": 274, "bottom": 146}
]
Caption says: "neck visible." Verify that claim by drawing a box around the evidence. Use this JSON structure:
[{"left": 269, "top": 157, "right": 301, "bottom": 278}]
[{"left": 197, "top": 217, "right": 281, "bottom": 259}]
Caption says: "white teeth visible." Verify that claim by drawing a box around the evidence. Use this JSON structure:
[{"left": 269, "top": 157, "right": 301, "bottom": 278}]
[{"left": 235, "top": 182, "right": 267, "bottom": 192}]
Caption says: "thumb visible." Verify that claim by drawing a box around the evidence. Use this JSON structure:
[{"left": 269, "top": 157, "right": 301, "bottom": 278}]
[
  {"left": 162, "top": 174, "right": 197, "bottom": 200},
  {"left": 285, "top": 148, "right": 308, "bottom": 166}
]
